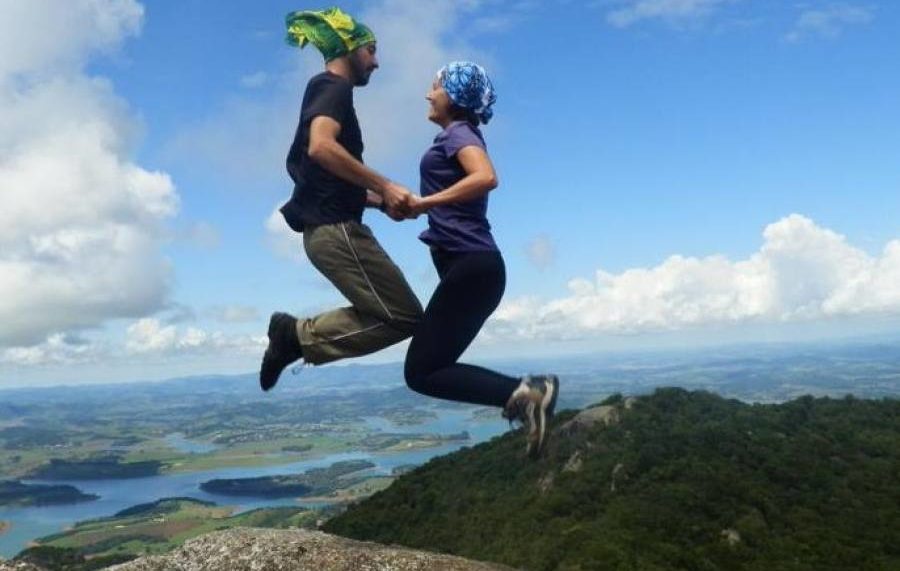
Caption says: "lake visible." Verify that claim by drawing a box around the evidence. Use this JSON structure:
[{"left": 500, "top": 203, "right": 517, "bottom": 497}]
[{"left": 0, "top": 407, "right": 509, "bottom": 558}]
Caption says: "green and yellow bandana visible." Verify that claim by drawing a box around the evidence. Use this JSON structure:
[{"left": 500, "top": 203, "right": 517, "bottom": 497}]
[{"left": 285, "top": 7, "right": 376, "bottom": 62}]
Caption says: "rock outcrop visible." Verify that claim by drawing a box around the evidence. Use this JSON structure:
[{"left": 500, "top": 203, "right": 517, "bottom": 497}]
[
  {"left": 0, "top": 561, "right": 43, "bottom": 571},
  {"left": 107, "top": 528, "right": 515, "bottom": 571},
  {"left": 557, "top": 396, "right": 636, "bottom": 438}
]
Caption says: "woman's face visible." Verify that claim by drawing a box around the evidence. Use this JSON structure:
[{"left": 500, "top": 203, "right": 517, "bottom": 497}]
[{"left": 426, "top": 79, "right": 453, "bottom": 126}]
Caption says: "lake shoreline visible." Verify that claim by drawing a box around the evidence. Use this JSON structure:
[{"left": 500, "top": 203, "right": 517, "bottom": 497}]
[{"left": 0, "top": 409, "right": 509, "bottom": 559}]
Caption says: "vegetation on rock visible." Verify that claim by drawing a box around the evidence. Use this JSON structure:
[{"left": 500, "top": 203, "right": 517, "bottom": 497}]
[{"left": 326, "top": 389, "right": 900, "bottom": 571}]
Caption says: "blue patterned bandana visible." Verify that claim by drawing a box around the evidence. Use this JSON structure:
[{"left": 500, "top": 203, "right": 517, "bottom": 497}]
[{"left": 437, "top": 61, "right": 496, "bottom": 124}]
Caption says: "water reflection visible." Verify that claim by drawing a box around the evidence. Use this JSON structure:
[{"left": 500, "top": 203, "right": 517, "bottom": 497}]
[{"left": 0, "top": 408, "right": 507, "bottom": 557}]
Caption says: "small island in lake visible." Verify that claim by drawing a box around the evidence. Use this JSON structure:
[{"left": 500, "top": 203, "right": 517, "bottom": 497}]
[
  {"left": 200, "top": 459, "right": 375, "bottom": 498},
  {"left": 0, "top": 480, "right": 99, "bottom": 507},
  {"left": 27, "top": 457, "right": 163, "bottom": 480},
  {"left": 0, "top": 520, "right": 9, "bottom": 535}
]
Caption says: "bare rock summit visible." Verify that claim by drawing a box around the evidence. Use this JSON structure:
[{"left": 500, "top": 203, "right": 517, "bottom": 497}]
[{"left": 107, "top": 528, "right": 515, "bottom": 571}]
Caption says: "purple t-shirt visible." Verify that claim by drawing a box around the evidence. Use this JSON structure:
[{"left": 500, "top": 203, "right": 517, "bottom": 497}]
[{"left": 418, "top": 121, "right": 498, "bottom": 252}]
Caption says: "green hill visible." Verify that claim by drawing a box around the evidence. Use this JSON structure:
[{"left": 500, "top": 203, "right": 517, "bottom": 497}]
[
  {"left": 324, "top": 389, "right": 900, "bottom": 571},
  {"left": 0, "top": 481, "right": 98, "bottom": 508},
  {"left": 17, "top": 498, "right": 317, "bottom": 570}
]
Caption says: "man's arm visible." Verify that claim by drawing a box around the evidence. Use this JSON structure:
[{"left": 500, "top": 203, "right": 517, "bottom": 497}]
[
  {"left": 366, "top": 190, "right": 385, "bottom": 210},
  {"left": 308, "top": 116, "right": 410, "bottom": 217}
]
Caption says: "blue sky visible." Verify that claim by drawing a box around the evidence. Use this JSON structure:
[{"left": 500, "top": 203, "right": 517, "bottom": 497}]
[{"left": 1, "top": 0, "right": 899, "bottom": 387}]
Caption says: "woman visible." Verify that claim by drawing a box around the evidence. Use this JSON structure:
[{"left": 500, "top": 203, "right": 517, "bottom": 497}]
[{"left": 404, "top": 61, "right": 560, "bottom": 458}]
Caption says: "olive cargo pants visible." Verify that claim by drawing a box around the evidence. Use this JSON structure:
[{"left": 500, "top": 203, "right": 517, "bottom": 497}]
[{"left": 298, "top": 221, "right": 423, "bottom": 365}]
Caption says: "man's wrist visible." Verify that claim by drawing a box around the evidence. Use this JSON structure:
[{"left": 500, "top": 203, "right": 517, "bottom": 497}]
[{"left": 374, "top": 179, "right": 392, "bottom": 196}]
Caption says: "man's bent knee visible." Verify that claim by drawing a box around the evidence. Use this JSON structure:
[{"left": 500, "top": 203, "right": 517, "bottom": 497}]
[{"left": 388, "top": 303, "right": 423, "bottom": 337}]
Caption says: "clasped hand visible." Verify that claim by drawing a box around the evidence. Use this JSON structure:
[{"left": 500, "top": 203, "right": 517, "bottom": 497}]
[{"left": 382, "top": 183, "right": 428, "bottom": 221}]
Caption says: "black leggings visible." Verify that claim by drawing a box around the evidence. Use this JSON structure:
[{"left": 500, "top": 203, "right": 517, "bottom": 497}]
[{"left": 404, "top": 249, "right": 519, "bottom": 408}]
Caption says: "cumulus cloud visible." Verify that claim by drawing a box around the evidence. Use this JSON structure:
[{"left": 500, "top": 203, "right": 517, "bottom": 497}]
[
  {"left": 265, "top": 206, "right": 306, "bottom": 263},
  {"left": 0, "top": 318, "right": 265, "bottom": 367},
  {"left": 240, "top": 71, "right": 269, "bottom": 89},
  {"left": 177, "top": 221, "right": 221, "bottom": 250},
  {"left": 526, "top": 234, "right": 556, "bottom": 271},
  {"left": 0, "top": 0, "right": 143, "bottom": 77},
  {"left": 488, "top": 215, "right": 900, "bottom": 341},
  {"left": 0, "top": 0, "right": 179, "bottom": 348},
  {"left": 167, "top": 0, "right": 485, "bottom": 182},
  {"left": 605, "top": 0, "right": 733, "bottom": 28},
  {"left": 206, "top": 305, "right": 260, "bottom": 324},
  {"left": 164, "top": 89, "right": 298, "bottom": 180},
  {"left": 785, "top": 4, "right": 874, "bottom": 42},
  {"left": 125, "top": 318, "right": 264, "bottom": 355},
  {"left": 0, "top": 334, "right": 105, "bottom": 367},
  {"left": 356, "top": 0, "right": 488, "bottom": 167}
]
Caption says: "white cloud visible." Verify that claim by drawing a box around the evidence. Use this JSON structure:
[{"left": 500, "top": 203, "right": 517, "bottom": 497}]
[
  {"left": 265, "top": 206, "right": 306, "bottom": 263},
  {"left": 125, "top": 318, "right": 264, "bottom": 355},
  {"left": 605, "top": 0, "right": 733, "bottom": 28},
  {"left": 207, "top": 305, "right": 260, "bottom": 324},
  {"left": 177, "top": 221, "right": 221, "bottom": 250},
  {"left": 356, "top": 0, "right": 486, "bottom": 167},
  {"left": 0, "top": 1, "right": 179, "bottom": 348},
  {"left": 526, "top": 234, "right": 556, "bottom": 270},
  {"left": 240, "top": 71, "right": 269, "bottom": 89},
  {"left": 1, "top": 318, "right": 265, "bottom": 367},
  {"left": 488, "top": 215, "right": 900, "bottom": 341},
  {"left": 0, "top": 334, "right": 105, "bottom": 367},
  {"left": 0, "top": 0, "right": 143, "bottom": 77},
  {"left": 785, "top": 4, "right": 874, "bottom": 42},
  {"left": 164, "top": 89, "right": 298, "bottom": 180},
  {"left": 166, "top": 0, "right": 486, "bottom": 183}
]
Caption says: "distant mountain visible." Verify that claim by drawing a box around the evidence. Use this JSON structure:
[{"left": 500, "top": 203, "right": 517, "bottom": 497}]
[{"left": 325, "top": 389, "right": 900, "bottom": 570}]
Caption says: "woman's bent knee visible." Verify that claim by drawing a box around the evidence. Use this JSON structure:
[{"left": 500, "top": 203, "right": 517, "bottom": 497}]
[{"left": 404, "top": 359, "right": 431, "bottom": 394}]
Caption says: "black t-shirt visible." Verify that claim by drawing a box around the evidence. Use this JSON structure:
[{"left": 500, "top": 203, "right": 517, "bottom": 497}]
[{"left": 280, "top": 72, "right": 366, "bottom": 232}]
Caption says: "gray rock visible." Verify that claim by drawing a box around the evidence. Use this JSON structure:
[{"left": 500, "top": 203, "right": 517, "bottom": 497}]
[
  {"left": 108, "top": 528, "right": 516, "bottom": 571},
  {"left": 537, "top": 472, "right": 554, "bottom": 494},
  {"left": 610, "top": 463, "right": 626, "bottom": 492},
  {"left": 721, "top": 528, "right": 741, "bottom": 546},
  {"left": 0, "top": 561, "right": 45, "bottom": 571},
  {"left": 557, "top": 405, "right": 620, "bottom": 437},
  {"left": 562, "top": 451, "right": 583, "bottom": 473}
]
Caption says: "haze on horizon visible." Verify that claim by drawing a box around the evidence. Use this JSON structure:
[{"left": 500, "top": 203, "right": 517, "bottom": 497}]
[{"left": 1, "top": 0, "right": 898, "bottom": 388}]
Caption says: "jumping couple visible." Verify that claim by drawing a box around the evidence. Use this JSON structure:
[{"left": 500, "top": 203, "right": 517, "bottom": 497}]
[{"left": 260, "top": 7, "right": 559, "bottom": 458}]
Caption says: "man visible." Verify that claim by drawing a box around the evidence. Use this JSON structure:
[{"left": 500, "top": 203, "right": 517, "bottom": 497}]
[{"left": 260, "top": 7, "right": 423, "bottom": 391}]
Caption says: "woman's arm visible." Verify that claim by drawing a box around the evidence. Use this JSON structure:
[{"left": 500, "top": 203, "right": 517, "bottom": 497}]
[{"left": 415, "top": 145, "right": 498, "bottom": 212}]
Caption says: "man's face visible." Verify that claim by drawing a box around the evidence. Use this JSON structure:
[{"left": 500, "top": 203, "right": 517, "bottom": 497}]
[{"left": 349, "top": 43, "right": 378, "bottom": 86}]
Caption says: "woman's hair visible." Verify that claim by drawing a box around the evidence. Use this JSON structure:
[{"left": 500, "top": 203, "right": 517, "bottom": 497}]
[
  {"left": 436, "top": 61, "right": 495, "bottom": 125},
  {"left": 449, "top": 104, "right": 481, "bottom": 127}
]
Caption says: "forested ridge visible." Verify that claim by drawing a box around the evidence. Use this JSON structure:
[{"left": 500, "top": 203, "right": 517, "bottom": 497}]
[{"left": 325, "top": 388, "right": 900, "bottom": 570}]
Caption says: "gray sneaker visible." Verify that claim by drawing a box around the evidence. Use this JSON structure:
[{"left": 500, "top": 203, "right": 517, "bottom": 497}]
[{"left": 502, "top": 374, "right": 560, "bottom": 458}]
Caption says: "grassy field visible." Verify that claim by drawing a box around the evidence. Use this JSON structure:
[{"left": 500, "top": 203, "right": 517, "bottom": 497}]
[
  {"left": 1, "top": 428, "right": 449, "bottom": 480},
  {"left": 302, "top": 476, "right": 395, "bottom": 503},
  {"left": 34, "top": 499, "right": 317, "bottom": 559}
]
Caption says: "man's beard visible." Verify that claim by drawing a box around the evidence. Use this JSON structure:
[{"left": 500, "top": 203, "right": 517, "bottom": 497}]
[{"left": 350, "top": 57, "right": 371, "bottom": 86}]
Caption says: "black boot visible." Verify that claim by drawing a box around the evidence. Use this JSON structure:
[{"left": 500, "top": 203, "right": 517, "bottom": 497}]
[{"left": 259, "top": 312, "right": 303, "bottom": 391}]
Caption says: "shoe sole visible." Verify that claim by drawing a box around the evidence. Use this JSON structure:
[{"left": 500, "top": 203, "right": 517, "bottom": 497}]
[
  {"left": 268, "top": 312, "right": 286, "bottom": 341},
  {"left": 531, "top": 375, "right": 559, "bottom": 458},
  {"left": 260, "top": 313, "right": 291, "bottom": 392}
]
